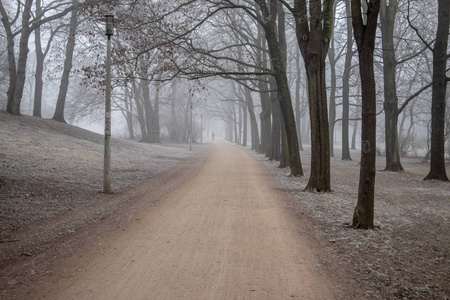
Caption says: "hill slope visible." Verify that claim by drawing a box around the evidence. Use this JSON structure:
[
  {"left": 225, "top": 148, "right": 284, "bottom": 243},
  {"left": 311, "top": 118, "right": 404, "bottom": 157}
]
[{"left": 0, "top": 110, "right": 196, "bottom": 238}]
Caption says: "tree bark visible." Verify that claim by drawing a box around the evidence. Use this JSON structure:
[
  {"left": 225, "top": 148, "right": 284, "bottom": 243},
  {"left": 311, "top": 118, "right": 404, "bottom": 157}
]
[
  {"left": 33, "top": 0, "right": 44, "bottom": 118},
  {"left": 295, "top": 49, "right": 304, "bottom": 151},
  {"left": 256, "top": 0, "right": 303, "bottom": 176},
  {"left": 270, "top": 78, "right": 281, "bottom": 161},
  {"left": 380, "top": 0, "right": 404, "bottom": 171},
  {"left": 328, "top": 38, "right": 337, "bottom": 158},
  {"left": 278, "top": 1, "right": 289, "bottom": 168},
  {"left": 342, "top": 0, "right": 353, "bottom": 160},
  {"left": 241, "top": 99, "right": 248, "bottom": 147},
  {"left": 148, "top": 82, "right": 161, "bottom": 143},
  {"left": 142, "top": 79, "right": 154, "bottom": 143},
  {"left": 351, "top": 0, "right": 380, "bottom": 229},
  {"left": 256, "top": 21, "right": 271, "bottom": 155},
  {"left": 244, "top": 87, "right": 260, "bottom": 150},
  {"left": 294, "top": 0, "right": 334, "bottom": 190},
  {"left": 133, "top": 81, "right": 148, "bottom": 141},
  {"left": 53, "top": 1, "right": 79, "bottom": 123},
  {"left": 424, "top": 0, "right": 449, "bottom": 181},
  {"left": 351, "top": 94, "right": 361, "bottom": 150},
  {"left": 0, "top": 3, "right": 17, "bottom": 115},
  {"left": 124, "top": 84, "right": 135, "bottom": 140}
]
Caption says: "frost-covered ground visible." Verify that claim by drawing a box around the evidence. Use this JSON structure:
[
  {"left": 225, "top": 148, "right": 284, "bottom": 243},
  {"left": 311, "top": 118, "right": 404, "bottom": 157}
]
[
  {"left": 252, "top": 146, "right": 450, "bottom": 299},
  {"left": 0, "top": 111, "right": 198, "bottom": 238},
  {"left": 1, "top": 110, "right": 449, "bottom": 299}
]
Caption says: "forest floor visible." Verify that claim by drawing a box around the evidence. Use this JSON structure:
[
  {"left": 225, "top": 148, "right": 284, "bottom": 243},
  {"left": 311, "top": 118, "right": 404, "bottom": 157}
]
[{"left": 0, "top": 110, "right": 449, "bottom": 299}]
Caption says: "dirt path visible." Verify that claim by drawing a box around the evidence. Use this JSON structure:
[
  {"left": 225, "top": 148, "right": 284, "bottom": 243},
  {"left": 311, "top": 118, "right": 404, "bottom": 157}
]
[{"left": 31, "top": 143, "right": 335, "bottom": 299}]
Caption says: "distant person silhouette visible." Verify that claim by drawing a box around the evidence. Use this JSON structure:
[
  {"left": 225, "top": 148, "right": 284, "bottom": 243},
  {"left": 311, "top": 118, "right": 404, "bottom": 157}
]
[{"left": 212, "top": 132, "right": 215, "bottom": 141}]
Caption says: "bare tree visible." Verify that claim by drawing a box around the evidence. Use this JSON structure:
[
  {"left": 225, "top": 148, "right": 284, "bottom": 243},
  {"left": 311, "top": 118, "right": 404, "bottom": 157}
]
[
  {"left": 422, "top": 0, "right": 449, "bottom": 181},
  {"left": 291, "top": 0, "right": 335, "bottom": 191},
  {"left": 254, "top": 0, "right": 303, "bottom": 176},
  {"left": 0, "top": 0, "right": 78, "bottom": 115},
  {"left": 351, "top": 0, "right": 381, "bottom": 229},
  {"left": 53, "top": 0, "right": 79, "bottom": 123}
]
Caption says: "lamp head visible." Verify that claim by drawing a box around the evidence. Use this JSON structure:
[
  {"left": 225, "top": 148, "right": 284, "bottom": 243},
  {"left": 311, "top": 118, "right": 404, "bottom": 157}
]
[{"left": 104, "top": 14, "right": 114, "bottom": 38}]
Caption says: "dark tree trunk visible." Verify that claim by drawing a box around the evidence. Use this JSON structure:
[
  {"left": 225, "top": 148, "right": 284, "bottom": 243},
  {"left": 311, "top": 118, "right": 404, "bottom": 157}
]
[
  {"left": 328, "top": 41, "right": 337, "bottom": 158},
  {"left": 238, "top": 101, "right": 242, "bottom": 145},
  {"left": 294, "top": 0, "right": 334, "bottom": 190},
  {"left": 133, "top": 81, "right": 148, "bottom": 141},
  {"left": 277, "top": 2, "right": 289, "bottom": 168},
  {"left": 124, "top": 85, "right": 135, "bottom": 140},
  {"left": 270, "top": 78, "right": 281, "bottom": 161},
  {"left": 242, "top": 100, "right": 248, "bottom": 147},
  {"left": 351, "top": 96, "right": 361, "bottom": 150},
  {"left": 342, "top": 0, "right": 353, "bottom": 160},
  {"left": 351, "top": 0, "right": 380, "bottom": 229},
  {"left": 295, "top": 49, "right": 304, "bottom": 151},
  {"left": 53, "top": 1, "right": 78, "bottom": 123},
  {"left": 244, "top": 87, "right": 260, "bottom": 150},
  {"left": 257, "top": 0, "right": 303, "bottom": 176},
  {"left": 141, "top": 80, "right": 154, "bottom": 143},
  {"left": 33, "top": 0, "right": 43, "bottom": 118},
  {"left": 380, "top": 0, "right": 403, "bottom": 171},
  {"left": 280, "top": 114, "right": 290, "bottom": 168},
  {"left": 260, "top": 80, "right": 271, "bottom": 155},
  {"left": 256, "top": 22, "right": 272, "bottom": 154},
  {"left": 148, "top": 83, "right": 160, "bottom": 143},
  {"left": 0, "top": 4, "right": 17, "bottom": 115},
  {"left": 424, "top": 0, "right": 449, "bottom": 181}
]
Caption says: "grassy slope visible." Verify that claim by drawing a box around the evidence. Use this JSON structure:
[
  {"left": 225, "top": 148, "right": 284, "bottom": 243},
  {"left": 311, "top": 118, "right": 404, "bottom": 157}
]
[{"left": 0, "top": 110, "right": 195, "bottom": 236}]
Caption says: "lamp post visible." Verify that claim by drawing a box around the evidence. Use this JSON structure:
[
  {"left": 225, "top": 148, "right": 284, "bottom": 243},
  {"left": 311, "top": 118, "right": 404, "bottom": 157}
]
[
  {"left": 103, "top": 14, "right": 114, "bottom": 194},
  {"left": 189, "top": 96, "right": 192, "bottom": 151}
]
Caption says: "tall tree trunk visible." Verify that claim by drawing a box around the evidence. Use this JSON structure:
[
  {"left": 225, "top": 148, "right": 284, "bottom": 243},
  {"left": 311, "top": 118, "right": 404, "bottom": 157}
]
[
  {"left": 124, "top": 84, "right": 135, "bottom": 140},
  {"left": 278, "top": 1, "right": 289, "bottom": 167},
  {"left": 294, "top": 0, "right": 334, "bottom": 190},
  {"left": 327, "top": 0, "right": 338, "bottom": 158},
  {"left": 0, "top": 4, "right": 17, "bottom": 115},
  {"left": 280, "top": 113, "right": 290, "bottom": 168},
  {"left": 148, "top": 82, "right": 161, "bottom": 143},
  {"left": 260, "top": 80, "right": 271, "bottom": 155},
  {"left": 342, "top": 0, "right": 353, "bottom": 160},
  {"left": 256, "top": 0, "right": 303, "bottom": 176},
  {"left": 351, "top": 94, "right": 361, "bottom": 150},
  {"left": 133, "top": 81, "right": 148, "bottom": 141},
  {"left": 295, "top": 49, "right": 304, "bottom": 151},
  {"left": 33, "top": 0, "right": 43, "bottom": 117},
  {"left": 53, "top": 0, "right": 78, "bottom": 123},
  {"left": 270, "top": 78, "right": 281, "bottom": 160},
  {"left": 328, "top": 43, "right": 336, "bottom": 158},
  {"left": 142, "top": 80, "right": 154, "bottom": 143},
  {"left": 424, "top": 0, "right": 449, "bottom": 181},
  {"left": 238, "top": 101, "right": 242, "bottom": 145},
  {"left": 242, "top": 101, "right": 248, "bottom": 147},
  {"left": 256, "top": 21, "right": 271, "bottom": 154},
  {"left": 170, "top": 82, "right": 176, "bottom": 141},
  {"left": 351, "top": 0, "right": 380, "bottom": 229},
  {"left": 380, "top": 0, "right": 403, "bottom": 171},
  {"left": 244, "top": 87, "right": 260, "bottom": 150}
]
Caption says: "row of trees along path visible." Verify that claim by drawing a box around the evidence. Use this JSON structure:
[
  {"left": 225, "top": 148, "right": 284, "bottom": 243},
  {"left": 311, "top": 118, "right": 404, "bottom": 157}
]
[{"left": 1, "top": 0, "right": 448, "bottom": 230}]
